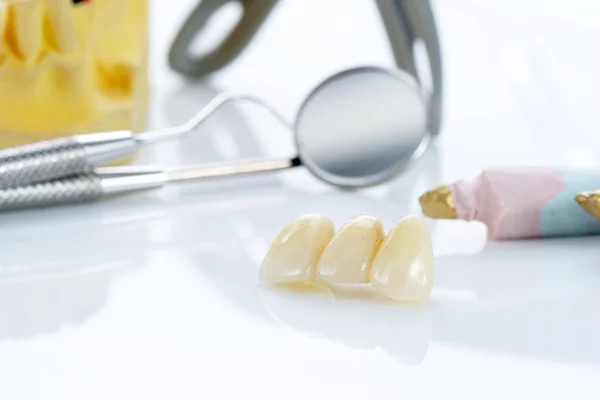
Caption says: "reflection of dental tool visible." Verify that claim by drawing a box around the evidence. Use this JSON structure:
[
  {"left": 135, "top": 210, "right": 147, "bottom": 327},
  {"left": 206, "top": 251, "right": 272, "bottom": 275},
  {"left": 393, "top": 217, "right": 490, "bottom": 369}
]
[
  {"left": 0, "top": 212, "right": 142, "bottom": 340},
  {"left": 434, "top": 238, "right": 600, "bottom": 305},
  {"left": 0, "top": 268, "right": 115, "bottom": 340},
  {"left": 0, "top": 209, "right": 147, "bottom": 279}
]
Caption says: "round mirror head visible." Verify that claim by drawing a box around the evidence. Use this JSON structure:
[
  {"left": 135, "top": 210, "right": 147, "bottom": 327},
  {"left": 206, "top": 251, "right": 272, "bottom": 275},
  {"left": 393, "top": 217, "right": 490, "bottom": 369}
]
[{"left": 295, "top": 66, "right": 429, "bottom": 188}]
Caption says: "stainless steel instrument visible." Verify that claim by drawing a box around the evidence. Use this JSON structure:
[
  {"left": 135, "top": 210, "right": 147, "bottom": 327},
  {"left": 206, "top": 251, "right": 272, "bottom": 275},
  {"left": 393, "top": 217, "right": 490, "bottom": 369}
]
[
  {"left": 0, "top": 66, "right": 430, "bottom": 211},
  {"left": 0, "top": 93, "right": 288, "bottom": 190},
  {"left": 169, "top": 0, "right": 443, "bottom": 136},
  {"left": 0, "top": 160, "right": 298, "bottom": 211}
]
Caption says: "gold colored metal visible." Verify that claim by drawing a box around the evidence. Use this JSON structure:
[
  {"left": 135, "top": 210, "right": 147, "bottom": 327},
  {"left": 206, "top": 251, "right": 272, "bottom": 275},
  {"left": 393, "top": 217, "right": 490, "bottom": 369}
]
[
  {"left": 575, "top": 191, "right": 600, "bottom": 220},
  {"left": 418, "top": 184, "right": 457, "bottom": 219}
]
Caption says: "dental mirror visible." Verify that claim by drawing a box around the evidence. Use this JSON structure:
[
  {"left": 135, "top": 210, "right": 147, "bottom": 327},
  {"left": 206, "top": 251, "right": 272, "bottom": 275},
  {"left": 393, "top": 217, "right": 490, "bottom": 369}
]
[
  {"left": 0, "top": 66, "right": 431, "bottom": 211},
  {"left": 294, "top": 66, "right": 429, "bottom": 188}
]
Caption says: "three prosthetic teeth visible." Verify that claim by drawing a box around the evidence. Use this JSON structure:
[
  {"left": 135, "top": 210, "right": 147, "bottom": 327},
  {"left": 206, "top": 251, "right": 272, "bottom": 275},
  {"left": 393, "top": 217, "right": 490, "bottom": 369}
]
[{"left": 259, "top": 214, "right": 435, "bottom": 303}]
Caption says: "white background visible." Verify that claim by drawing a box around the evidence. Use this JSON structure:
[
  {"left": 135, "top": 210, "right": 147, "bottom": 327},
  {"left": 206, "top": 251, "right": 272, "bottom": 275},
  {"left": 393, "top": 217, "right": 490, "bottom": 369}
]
[{"left": 1, "top": 0, "right": 600, "bottom": 398}]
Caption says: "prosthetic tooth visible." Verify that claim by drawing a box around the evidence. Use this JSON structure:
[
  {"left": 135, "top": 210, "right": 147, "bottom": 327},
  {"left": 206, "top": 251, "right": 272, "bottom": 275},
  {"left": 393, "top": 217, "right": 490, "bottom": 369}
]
[
  {"left": 316, "top": 215, "right": 384, "bottom": 284},
  {"left": 259, "top": 214, "right": 335, "bottom": 285},
  {"left": 260, "top": 214, "right": 435, "bottom": 304},
  {"left": 370, "top": 215, "right": 434, "bottom": 303}
]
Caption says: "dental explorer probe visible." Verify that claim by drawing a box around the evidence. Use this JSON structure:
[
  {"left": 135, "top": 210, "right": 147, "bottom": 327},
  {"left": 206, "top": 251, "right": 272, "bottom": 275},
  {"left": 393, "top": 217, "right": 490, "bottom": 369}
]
[
  {"left": 0, "top": 93, "right": 290, "bottom": 190},
  {"left": 0, "top": 67, "right": 432, "bottom": 212},
  {"left": 0, "top": 159, "right": 302, "bottom": 211}
]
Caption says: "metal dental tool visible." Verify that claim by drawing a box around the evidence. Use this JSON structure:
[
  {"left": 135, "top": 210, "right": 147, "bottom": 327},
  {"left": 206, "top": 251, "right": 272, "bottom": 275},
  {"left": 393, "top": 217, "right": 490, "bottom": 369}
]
[
  {"left": 169, "top": 0, "right": 443, "bottom": 136},
  {"left": 0, "top": 93, "right": 289, "bottom": 190},
  {"left": 0, "top": 66, "right": 430, "bottom": 211}
]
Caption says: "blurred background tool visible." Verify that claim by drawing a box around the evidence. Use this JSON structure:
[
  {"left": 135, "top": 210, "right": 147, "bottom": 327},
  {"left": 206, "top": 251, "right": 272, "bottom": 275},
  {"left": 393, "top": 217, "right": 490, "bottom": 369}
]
[
  {"left": 169, "top": 0, "right": 443, "bottom": 137},
  {"left": 420, "top": 168, "right": 600, "bottom": 239}
]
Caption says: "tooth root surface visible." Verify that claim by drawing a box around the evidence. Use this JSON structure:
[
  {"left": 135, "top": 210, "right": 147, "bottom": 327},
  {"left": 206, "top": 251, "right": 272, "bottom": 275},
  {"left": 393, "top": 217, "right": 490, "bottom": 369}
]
[
  {"left": 0, "top": 6, "right": 6, "bottom": 56},
  {"left": 10, "top": 2, "right": 45, "bottom": 64},
  {"left": 259, "top": 214, "right": 335, "bottom": 285},
  {"left": 45, "top": 0, "right": 78, "bottom": 54},
  {"left": 370, "top": 215, "right": 434, "bottom": 303},
  {"left": 316, "top": 215, "right": 384, "bottom": 284}
]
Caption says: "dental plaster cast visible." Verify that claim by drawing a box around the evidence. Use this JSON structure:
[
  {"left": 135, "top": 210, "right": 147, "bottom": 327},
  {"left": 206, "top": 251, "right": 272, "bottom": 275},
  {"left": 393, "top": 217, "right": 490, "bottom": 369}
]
[{"left": 0, "top": 0, "right": 148, "bottom": 146}]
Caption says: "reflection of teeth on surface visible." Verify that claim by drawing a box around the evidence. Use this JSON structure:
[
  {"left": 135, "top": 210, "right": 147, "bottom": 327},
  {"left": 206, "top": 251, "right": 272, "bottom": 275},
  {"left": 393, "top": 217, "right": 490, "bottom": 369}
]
[
  {"left": 45, "top": 0, "right": 78, "bottom": 54},
  {"left": 259, "top": 285, "right": 433, "bottom": 366},
  {"left": 316, "top": 215, "right": 384, "bottom": 284},
  {"left": 259, "top": 214, "right": 335, "bottom": 285},
  {"left": 259, "top": 214, "right": 435, "bottom": 303}
]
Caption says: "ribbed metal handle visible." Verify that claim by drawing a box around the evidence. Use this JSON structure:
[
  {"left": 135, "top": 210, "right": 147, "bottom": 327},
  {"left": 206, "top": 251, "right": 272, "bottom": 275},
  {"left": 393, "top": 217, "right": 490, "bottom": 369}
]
[
  {"left": 0, "top": 137, "right": 88, "bottom": 189},
  {"left": 0, "top": 175, "right": 103, "bottom": 211}
]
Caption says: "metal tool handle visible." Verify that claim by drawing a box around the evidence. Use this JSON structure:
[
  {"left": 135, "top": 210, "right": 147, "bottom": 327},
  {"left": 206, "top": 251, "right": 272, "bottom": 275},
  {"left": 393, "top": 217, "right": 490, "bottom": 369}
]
[
  {"left": 0, "top": 137, "right": 88, "bottom": 190},
  {"left": 0, "top": 131, "right": 137, "bottom": 190},
  {"left": 0, "top": 175, "right": 103, "bottom": 211},
  {"left": 375, "top": 0, "right": 443, "bottom": 136},
  {"left": 0, "top": 157, "right": 300, "bottom": 211},
  {"left": 168, "top": 0, "right": 279, "bottom": 77}
]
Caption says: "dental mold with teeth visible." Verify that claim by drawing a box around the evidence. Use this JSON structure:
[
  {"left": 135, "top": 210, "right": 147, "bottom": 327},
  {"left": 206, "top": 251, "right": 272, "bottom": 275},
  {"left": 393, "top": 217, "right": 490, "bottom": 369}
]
[
  {"left": 0, "top": 0, "right": 148, "bottom": 148},
  {"left": 259, "top": 214, "right": 435, "bottom": 304}
]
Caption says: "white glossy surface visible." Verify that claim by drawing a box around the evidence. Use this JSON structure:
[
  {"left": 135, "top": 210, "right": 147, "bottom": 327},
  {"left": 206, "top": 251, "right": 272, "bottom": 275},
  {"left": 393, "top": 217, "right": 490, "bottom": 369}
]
[{"left": 2, "top": 0, "right": 600, "bottom": 398}]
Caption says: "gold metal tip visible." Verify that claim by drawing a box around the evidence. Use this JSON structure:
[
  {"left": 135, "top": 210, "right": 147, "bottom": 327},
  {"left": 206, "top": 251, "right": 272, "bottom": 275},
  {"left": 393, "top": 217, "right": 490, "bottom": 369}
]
[
  {"left": 418, "top": 185, "right": 457, "bottom": 219},
  {"left": 575, "top": 193, "right": 590, "bottom": 206},
  {"left": 575, "top": 191, "right": 600, "bottom": 220}
]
